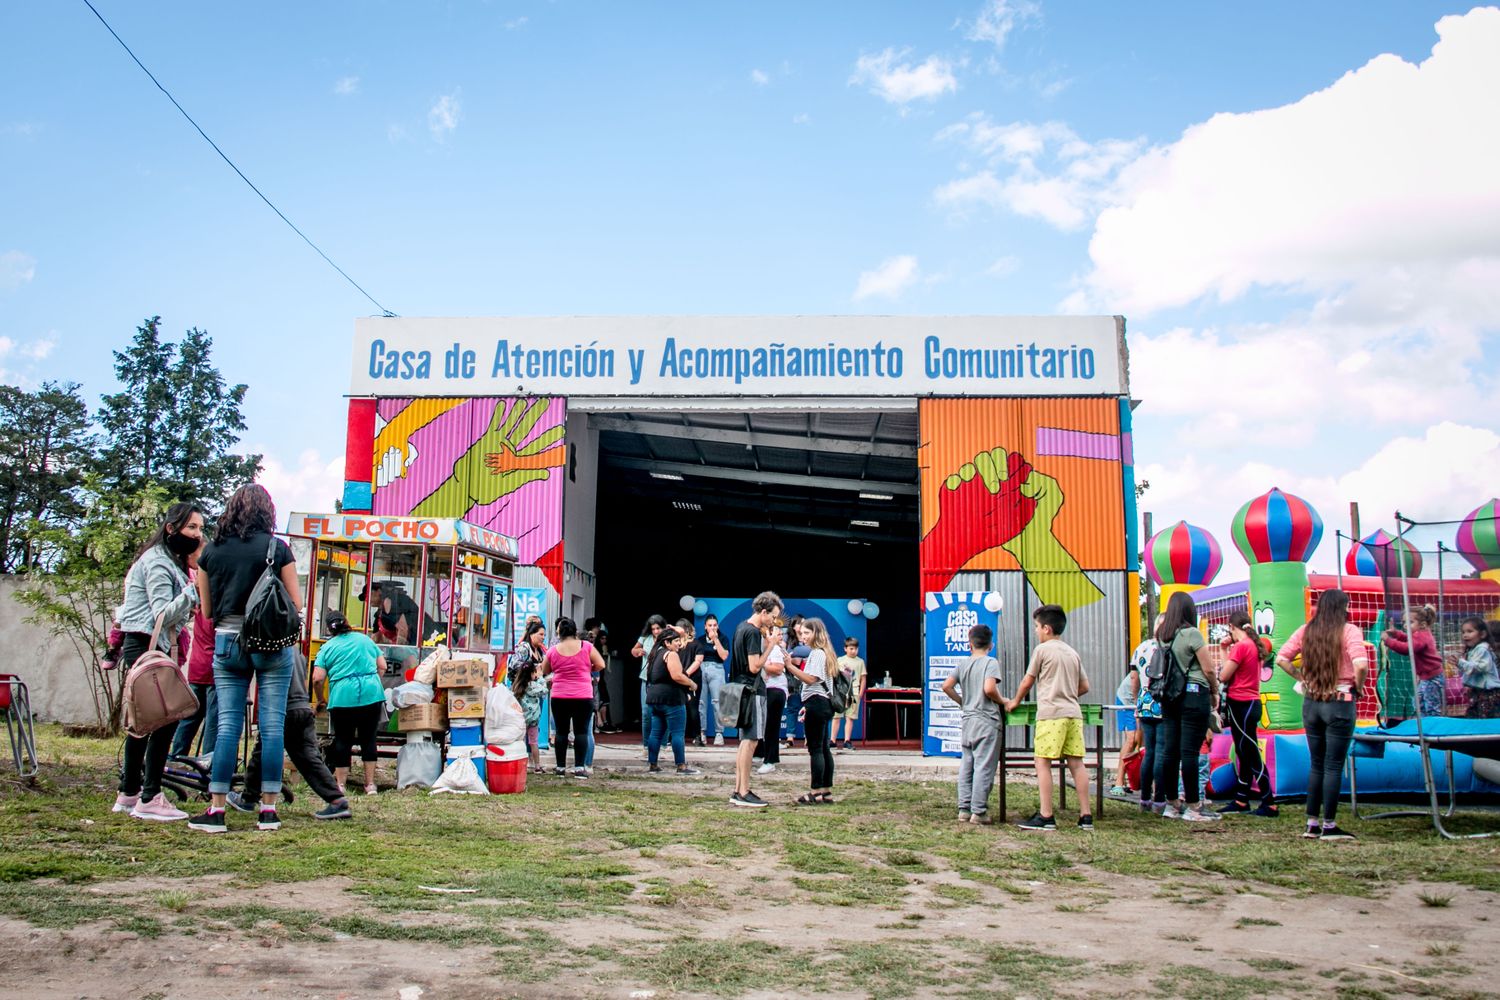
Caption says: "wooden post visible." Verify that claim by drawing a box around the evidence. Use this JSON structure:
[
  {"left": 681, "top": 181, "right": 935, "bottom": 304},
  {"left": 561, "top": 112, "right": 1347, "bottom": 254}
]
[
  {"left": 1349, "top": 502, "right": 1361, "bottom": 544},
  {"left": 1142, "top": 512, "right": 1157, "bottom": 625}
]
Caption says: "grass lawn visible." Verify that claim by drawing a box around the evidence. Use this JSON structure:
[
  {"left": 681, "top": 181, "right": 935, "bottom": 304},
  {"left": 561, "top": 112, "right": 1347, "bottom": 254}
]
[{"left": 1, "top": 725, "right": 1496, "bottom": 999}]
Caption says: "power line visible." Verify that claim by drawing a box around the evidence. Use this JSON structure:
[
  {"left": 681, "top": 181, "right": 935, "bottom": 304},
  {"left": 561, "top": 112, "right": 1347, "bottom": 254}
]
[{"left": 80, "top": 0, "right": 396, "bottom": 317}]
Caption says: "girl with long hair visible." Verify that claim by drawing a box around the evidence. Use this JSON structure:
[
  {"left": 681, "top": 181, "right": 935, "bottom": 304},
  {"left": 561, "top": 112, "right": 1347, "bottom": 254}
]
[
  {"left": 1383, "top": 605, "right": 1444, "bottom": 718},
  {"left": 111, "top": 502, "right": 204, "bottom": 821},
  {"left": 782, "top": 616, "right": 840, "bottom": 805},
  {"left": 510, "top": 621, "right": 549, "bottom": 771},
  {"left": 190, "top": 484, "right": 302, "bottom": 833},
  {"left": 632, "top": 615, "right": 666, "bottom": 750},
  {"left": 1216, "top": 610, "right": 1277, "bottom": 816},
  {"left": 1455, "top": 617, "right": 1500, "bottom": 718},
  {"left": 1151, "top": 592, "right": 1221, "bottom": 822},
  {"left": 755, "top": 625, "right": 788, "bottom": 773},
  {"left": 544, "top": 617, "right": 606, "bottom": 776},
  {"left": 1276, "top": 588, "right": 1368, "bottom": 840}
]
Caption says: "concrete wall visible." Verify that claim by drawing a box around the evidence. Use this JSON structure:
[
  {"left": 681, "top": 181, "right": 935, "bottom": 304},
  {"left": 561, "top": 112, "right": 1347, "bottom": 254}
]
[{"left": 0, "top": 576, "right": 104, "bottom": 726}]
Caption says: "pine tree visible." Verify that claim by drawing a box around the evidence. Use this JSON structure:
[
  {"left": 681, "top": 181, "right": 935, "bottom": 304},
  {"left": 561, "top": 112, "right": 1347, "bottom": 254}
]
[{"left": 0, "top": 381, "right": 93, "bottom": 572}]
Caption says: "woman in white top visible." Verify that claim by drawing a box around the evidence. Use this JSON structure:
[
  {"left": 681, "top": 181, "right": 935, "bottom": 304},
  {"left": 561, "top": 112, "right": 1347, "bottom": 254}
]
[
  {"left": 757, "top": 627, "right": 788, "bottom": 774},
  {"left": 783, "top": 617, "right": 839, "bottom": 804}
]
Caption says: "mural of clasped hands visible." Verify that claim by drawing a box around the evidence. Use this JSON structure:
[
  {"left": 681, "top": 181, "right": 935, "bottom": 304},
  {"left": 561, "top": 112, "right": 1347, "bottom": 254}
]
[
  {"left": 923, "top": 447, "right": 1104, "bottom": 614},
  {"left": 412, "top": 398, "right": 567, "bottom": 517}
]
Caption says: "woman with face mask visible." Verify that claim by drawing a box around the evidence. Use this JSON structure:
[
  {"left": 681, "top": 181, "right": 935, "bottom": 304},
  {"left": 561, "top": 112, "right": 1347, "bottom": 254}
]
[{"left": 111, "top": 502, "right": 205, "bottom": 821}]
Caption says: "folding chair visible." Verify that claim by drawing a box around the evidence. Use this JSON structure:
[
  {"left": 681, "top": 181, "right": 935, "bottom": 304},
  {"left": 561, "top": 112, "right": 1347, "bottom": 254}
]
[{"left": 0, "top": 674, "right": 39, "bottom": 779}]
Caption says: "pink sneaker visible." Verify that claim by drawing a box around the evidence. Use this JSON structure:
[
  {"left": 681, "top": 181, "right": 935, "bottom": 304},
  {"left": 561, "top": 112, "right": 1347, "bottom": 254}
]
[
  {"left": 112, "top": 792, "right": 140, "bottom": 814},
  {"left": 130, "top": 793, "right": 188, "bottom": 822}
]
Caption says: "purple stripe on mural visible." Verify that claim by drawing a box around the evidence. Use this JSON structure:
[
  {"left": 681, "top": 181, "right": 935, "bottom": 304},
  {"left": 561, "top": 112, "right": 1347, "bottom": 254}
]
[{"left": 1035, "top": 427, "right": 1121, "bottom": 461}]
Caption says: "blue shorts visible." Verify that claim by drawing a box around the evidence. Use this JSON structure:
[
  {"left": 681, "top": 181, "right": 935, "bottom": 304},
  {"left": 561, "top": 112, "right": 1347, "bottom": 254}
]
[{"left": 1116, "top": 700, "right": 1138, "bottom": 732}]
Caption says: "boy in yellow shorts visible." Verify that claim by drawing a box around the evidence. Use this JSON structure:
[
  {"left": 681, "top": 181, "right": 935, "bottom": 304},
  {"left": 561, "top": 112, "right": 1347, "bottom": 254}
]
[{"left": 1005, "top": 603, "right": 1093, "bottom": 832}]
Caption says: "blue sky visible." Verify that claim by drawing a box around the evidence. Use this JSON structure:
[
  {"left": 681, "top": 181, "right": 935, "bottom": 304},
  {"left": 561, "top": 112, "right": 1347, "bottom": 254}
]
[{"left": 3, "top": 2, "right": 1496, "bottom": 578}]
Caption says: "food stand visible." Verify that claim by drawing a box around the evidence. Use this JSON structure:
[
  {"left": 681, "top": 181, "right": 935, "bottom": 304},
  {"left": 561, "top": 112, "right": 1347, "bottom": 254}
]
[{"left": 284, "top": 513, "right": 520, "bottom": 744}]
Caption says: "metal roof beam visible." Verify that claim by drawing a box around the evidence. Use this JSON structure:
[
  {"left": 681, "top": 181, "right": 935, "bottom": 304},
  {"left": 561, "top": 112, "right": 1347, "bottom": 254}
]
[
  {"left": 590, "top": 415, "right": 915, "bottom": 460},
  {"left": 603, "top": 456, "right": 917, "bottom": 495}
]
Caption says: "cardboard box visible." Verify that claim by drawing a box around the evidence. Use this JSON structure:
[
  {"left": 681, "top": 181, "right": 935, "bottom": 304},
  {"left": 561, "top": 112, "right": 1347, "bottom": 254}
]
[
  {"left": 447, "top": 686, "right": 485, "bottom": 718},
  {"left": 398, "top": 702, "right": 447, "bottom": 732},
  {"left": 437, "top": 659, "right": 490, "bottom": 689}
]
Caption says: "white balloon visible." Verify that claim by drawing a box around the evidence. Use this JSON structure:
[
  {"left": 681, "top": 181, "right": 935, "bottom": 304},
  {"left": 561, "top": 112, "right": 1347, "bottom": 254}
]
[
  {"left": 982, "top": 593, "right": 1003, "bottom": 613},
  {"left": 679, "top": 594, "right": 695, "bottom": 611},
  {"left": 847, "top": 599, "right": 864, "bottom": 616}
]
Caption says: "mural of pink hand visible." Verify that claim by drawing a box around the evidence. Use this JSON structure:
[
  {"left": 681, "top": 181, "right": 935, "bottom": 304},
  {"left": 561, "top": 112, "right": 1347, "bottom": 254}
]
[{"left": 921, "top": 447, "right": 1038, "bottom": 574}]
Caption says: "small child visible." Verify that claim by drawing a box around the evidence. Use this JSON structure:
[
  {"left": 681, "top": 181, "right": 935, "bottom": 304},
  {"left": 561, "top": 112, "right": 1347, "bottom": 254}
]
[
  {"left": 940, "top": 624, "right": 1004, "bottom": 825},
  {"left": 1384, "top": 605, "right": 1444, "bottom": 718},
  {"left": 511, "top": 658, "right": 548, "bottom": 773},
  {"left": 1005, "top": 604, "right": 1093, "bottom": 832}
]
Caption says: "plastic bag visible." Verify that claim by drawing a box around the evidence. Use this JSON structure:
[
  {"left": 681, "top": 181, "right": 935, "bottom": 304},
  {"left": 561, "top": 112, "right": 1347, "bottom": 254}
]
[
  {"left": 430, "top": 757, "right": 489, "bottom": 795},
  {"left": 484, "top": 684, "right": 526, "bottom": 746},
  {"left": 396, "top": 739, "right": 443, "bottom": 789},
  {"left": 413, "top": 645, "right": 449, "bottom": 686},
  {"left": 386, "top": 680, "right": 435, "bottom": 711}
]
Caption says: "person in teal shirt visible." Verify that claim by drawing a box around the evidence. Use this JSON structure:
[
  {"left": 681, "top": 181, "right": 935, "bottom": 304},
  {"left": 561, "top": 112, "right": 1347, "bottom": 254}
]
[{"left": 313, "top": 613, "right": 388, "bottom": 796}]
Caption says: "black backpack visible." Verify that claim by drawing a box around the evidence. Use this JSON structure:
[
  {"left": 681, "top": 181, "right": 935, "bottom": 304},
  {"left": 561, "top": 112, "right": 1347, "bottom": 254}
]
[
  {"left": 240, "top": 534, "right": 301, "bottom": 653},
  {"left": 1144, "top": 630, "right": 1188, "bottom": 704},
  {"left": 829, "top": 668, "right": 855, "bottom": 715}
]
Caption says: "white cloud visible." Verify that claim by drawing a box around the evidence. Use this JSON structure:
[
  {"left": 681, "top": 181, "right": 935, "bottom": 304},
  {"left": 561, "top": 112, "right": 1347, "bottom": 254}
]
[
  {"left": 792, "top": 113, "right": 811, "bottom": 126},
  {"left": 0, "top": 250, "right": 36, "bottom": 290},
  {"left": 1081, "top": 6, "right": 1500, "bottom": 317},
  {"left": 853, "top": 255, "right": 921, "bottom": 301},
  {"left": 428, "top": 92, "right": 462, "bottom": 140},
  {"left": 387, "top": 123, "right": 409, "bottom": 143},
  {"left": 851, "top": 48, "right": 958, "bottom": 105},
  {"left": 503, "top": 16, "right": 528, "bottom": 30},
  {"left": 967, "top": 0, "right": 1040, "bottom": 50},
  {"left": 986, "top": 255, "right": 1020, "bottom": 277},
  {"left": 1, "top": 122, "right": 38, "bottom": 138},
  {"left": 750, "top": 68, "right": 770, "bottom": 86},
  {"left": 254, "top": 448, "right": 346, "bottom": 521},
  {"left": 333, "top": 75, "right": 360, "bottom": 96}
]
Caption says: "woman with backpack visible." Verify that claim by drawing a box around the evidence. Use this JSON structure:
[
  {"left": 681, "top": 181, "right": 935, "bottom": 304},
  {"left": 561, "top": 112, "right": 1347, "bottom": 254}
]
[
  {"left": 1216, "top": 610, "right": 1278, "bottom": 817},
  {"left": 313, "top": 612, "right": 388, "bottom": 796},
  {"left": 190, "top": 484, "right": 301, "bottom": 834},
  {"left": 111, "top": 502, "right": 205, "bottom": 821},
  {"left": 782, "top": 617, "right": 839, "bottom": 805},
  {"left": 1150, "top": 592, "right": 1222, "bottom": 822},
  {"left": 1275, "top": 588, "right": 1368, "bottom": 840}
]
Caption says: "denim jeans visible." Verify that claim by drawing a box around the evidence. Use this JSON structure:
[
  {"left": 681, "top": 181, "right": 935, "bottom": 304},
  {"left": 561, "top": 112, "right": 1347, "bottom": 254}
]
[
  {"left": 1303, "top": 698, "right": 1356, "bottom": 821},
  {"left": 1155, "top": 689, "right": 1211, "bottom": 805},
  {"left": 646, "top": 702, "right": 687, "bottom": 767},
  {"left": 698, "top": 663, "right": 725, "bottom": 737},
  {"left": 171, "top": 682, "right": 218, "bottom": 757},
  {"left": 208, "top": 633, "right": 293, "bottom": 796},
  {"left": 1138, "top": 718, "right": 1162, "bottom": 804},
  {"left": 583, "top": 723, "right": 595, "bottom": 767}
]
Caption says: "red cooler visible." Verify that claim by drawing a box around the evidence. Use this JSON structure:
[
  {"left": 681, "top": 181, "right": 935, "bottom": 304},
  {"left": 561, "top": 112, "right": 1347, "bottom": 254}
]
[{"left": 486, "top": 745, "right": 527, "bottom": 794}]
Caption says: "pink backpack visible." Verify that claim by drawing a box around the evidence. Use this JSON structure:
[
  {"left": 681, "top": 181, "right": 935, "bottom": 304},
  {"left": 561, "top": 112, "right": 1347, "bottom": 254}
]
[{"left": 122, "top": 614, "right": 200, "bottom": 738}]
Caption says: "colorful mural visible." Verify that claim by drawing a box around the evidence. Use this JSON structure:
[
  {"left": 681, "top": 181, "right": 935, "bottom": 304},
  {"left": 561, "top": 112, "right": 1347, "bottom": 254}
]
[
  {"left": 369, "top": 397, "right": 567, "bottom": 579},
  {"left": 919, "top": 398, "right": 1128, "bottom": 613}
]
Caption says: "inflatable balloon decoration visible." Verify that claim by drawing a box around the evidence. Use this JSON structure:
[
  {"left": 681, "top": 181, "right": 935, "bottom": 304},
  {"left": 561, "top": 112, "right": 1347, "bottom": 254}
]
[
  {"left": 1344, "top": 528, "right": 1423, "bottom": 580},
  {"left": 1457, "top": 498, "right": 1500, "bottom": 583},
  {"left": 1144, "top": 520, "right": 1223, "bottom": 607}
]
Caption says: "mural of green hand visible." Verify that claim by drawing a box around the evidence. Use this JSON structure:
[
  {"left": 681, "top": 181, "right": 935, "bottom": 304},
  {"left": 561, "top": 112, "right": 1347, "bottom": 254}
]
[
  {"left": 413, "top": 399, "right": 566, "bottom": 517},
  {"left": 999, "top": 469, "right": 1105, "bottom": 614}
]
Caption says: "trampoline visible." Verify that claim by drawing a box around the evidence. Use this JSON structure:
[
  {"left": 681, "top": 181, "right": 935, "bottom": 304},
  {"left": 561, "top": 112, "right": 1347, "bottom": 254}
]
[{"left": 1350, "top": 717, "right": 1500, "bottom": 840}]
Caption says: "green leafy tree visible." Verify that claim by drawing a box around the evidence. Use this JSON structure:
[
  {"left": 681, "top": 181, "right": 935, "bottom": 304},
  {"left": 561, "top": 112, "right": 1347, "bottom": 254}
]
[
  {"left": 0, "top": 381, "right": 94, "bottom": 572},
  {"left": 96, "top": 316, "right": 260, "bottom": 506},
  {"left": 17, "top": 479, "right": 171, "bottom": 733}
]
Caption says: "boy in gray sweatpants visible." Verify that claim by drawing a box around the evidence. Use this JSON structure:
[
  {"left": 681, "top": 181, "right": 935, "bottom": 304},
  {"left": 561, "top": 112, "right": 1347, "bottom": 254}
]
[{"left": 941, "top": 624, "right": 1004, "bottom": 824}]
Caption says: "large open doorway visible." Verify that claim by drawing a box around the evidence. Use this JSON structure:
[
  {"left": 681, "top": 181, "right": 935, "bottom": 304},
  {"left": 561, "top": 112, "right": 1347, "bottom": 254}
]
[{"left": 583, "top": 402, "right": 920, "bottom": 737}]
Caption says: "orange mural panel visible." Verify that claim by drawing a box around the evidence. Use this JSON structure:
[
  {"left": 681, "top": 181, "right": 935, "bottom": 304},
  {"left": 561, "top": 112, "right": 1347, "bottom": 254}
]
[{"left": 919, "top": 398, "right": 1127, "bottom": 611}]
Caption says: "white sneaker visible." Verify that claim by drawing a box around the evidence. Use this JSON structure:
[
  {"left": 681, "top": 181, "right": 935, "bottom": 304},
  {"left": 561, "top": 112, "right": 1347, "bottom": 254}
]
[
  {"left": 1181, "top": 805, "right": 1222, "bottom": 822},
  {"left": 1161, "top": 802, "right": 1183, "bottom": 820},
  {"left": 756, "top": 762, "right": 776, "bottom": 775},
  {"left": 713, "top": 735, "right": 725, "bottom": 747}
]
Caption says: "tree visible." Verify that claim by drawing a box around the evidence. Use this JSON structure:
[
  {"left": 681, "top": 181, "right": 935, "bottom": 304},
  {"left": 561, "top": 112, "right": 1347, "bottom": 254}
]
[
  {"left": 96, "top": 316, "right": 260, "bottom": 507},
  {"left": 0, "top": 381, "right": 93, "bottom": 572},
  {"left": 17, "top": 478, "right": 172, "bottom": 733}
]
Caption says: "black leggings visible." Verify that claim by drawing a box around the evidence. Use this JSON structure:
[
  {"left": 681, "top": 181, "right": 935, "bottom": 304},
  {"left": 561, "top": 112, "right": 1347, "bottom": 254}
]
[
  {"left": 327, "top": 702, "right": 383, "bottom": 768},
  {"left": 1155, "top": 690, "right": 1211, "bottom": 805},
  {"left": 803, "top": 695, "right": 835, "bottom": 790},
  {"left": 757, "top": 688, "right": 786, "bottom": 764},
  {"left": 1303, "top": 698, "right": 1356, "bottom": 822},
  {"left": 551, "top": 697, "right": 593, "bottom": 769},
  {"left": 117, "top": 632, "right": 180, "bottom": 801},
  {"left": 1225, "top": 697, "right": 1271, "bottom": 804}
]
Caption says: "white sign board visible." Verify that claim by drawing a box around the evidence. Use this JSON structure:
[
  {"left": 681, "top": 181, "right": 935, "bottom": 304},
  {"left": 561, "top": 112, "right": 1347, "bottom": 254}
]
[{"left": 351, "top": 316, "right": 1126, "bottom": 397}]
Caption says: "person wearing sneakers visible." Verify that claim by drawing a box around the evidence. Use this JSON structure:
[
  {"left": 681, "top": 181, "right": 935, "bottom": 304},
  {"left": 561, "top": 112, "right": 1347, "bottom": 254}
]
[
  {"left": 190, "top": 484, "right": 300, "bottom": 834},
  {"left": 1150, "top": 592, "right": 1222, "bottom": 824},
  {"left": 941, "top": 624, "right": 1003, "bottom": 825},
  {"left": 644, "top": 625, "right": 702, "bottom": 776},
  {"left": 1006, "top": 604, "right": 1094, "bottom": 832},
  {"left": 1216, "top": 610, "right": 1278, "bottom": 818},
  {"left": 112, "top": 502, "right": 204, "bottom": 822},
  {"left": 835, "top": 637, "right": 866, "bottom": 751},
  {"left": 755, "top": 627, "right": 788, "bottom": 775},
  {"left": 230, "top": 649, "right": 352, "bottom": 821},
  {"left": 729, "top": 591, "right": 782, "bottom": 808},
  {"left": 544, "top": 617, "right": 607, "bottom": 777},
  {"left": 1275, "top": 588, "right": 1368, "bottom": 841},
  {"left": 313, "top": 612, "right": 388, "bottom": 797}
]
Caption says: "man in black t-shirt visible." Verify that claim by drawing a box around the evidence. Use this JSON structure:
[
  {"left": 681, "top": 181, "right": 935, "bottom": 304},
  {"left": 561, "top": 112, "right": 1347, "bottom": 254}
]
[{"left": 730, "top": 590, "right": 782, "bottom": 808}]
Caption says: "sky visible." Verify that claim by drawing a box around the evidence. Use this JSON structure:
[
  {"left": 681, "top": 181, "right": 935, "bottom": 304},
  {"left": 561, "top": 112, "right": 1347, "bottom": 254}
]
[{"left": 3, "top": 1, "right": 1497, "bottom": 580}]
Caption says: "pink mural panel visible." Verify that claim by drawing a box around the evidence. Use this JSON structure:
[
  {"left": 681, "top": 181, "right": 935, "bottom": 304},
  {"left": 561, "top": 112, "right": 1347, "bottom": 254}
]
[{"left": 370, "top": 396, "right": 566, "bottom": 566}]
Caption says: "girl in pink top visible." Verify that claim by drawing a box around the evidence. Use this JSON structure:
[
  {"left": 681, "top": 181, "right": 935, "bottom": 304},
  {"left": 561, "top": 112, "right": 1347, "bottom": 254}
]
[
  {"left": 1382, "top": 605, "right": 1444, "bottom": 718},
  {"left": 1275, "top": 589, "right": 1368, "bottom": 841},
  {"left": 1215, "top": 611, "right": 1275, "bottom": 815},
  {"left": 542, "top": 618, "right": 605, "bottom": 776}
]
